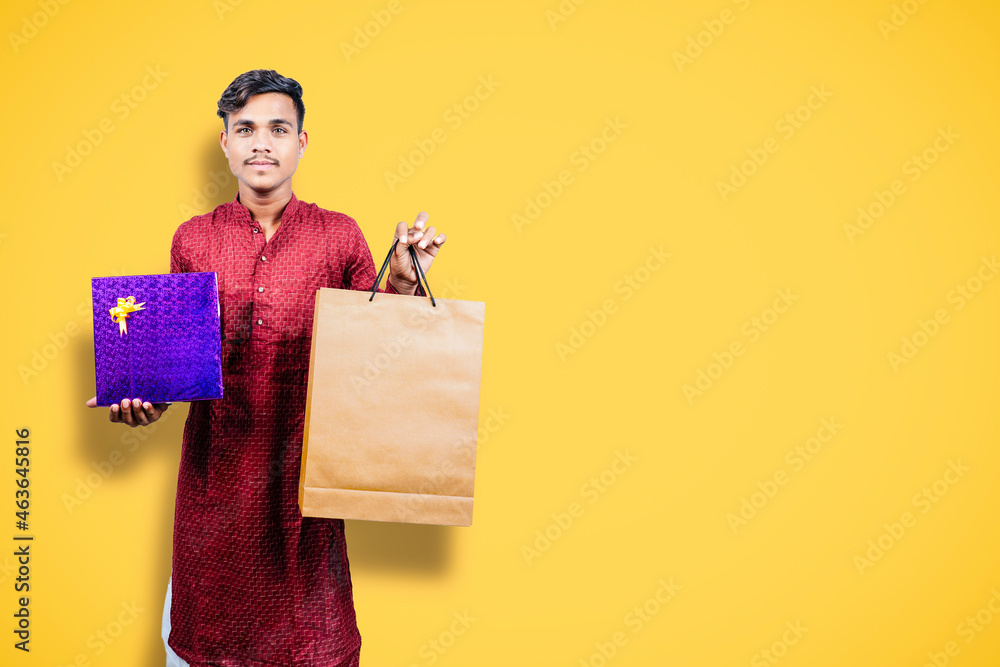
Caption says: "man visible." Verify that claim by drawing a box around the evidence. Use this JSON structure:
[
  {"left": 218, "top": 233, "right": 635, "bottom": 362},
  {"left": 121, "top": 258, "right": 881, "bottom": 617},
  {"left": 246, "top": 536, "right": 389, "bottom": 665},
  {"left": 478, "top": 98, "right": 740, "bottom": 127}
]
[{"left": 86, "top": 69, "right": 445, "bottom": 666}]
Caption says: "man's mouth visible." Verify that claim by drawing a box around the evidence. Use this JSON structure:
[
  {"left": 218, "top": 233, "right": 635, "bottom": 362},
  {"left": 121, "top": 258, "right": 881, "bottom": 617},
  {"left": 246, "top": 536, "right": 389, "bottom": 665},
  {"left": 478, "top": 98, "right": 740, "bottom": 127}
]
[{"left": 248, "top": 160, "right": 277, "bottom": 168}]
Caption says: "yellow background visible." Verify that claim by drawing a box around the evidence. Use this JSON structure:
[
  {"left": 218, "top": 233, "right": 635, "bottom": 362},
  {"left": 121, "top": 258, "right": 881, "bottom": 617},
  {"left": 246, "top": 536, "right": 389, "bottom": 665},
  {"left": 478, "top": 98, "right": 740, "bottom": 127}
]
[{"left": 3, "top": 0, "right": 999, "bottom": 665}]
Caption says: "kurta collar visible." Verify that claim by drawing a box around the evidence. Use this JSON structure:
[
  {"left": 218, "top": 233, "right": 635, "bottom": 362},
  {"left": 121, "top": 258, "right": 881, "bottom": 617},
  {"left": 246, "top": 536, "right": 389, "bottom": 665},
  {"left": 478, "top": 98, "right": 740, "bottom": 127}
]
[{"left": 231, "top": 191, "right": 301, "bottom": 228}]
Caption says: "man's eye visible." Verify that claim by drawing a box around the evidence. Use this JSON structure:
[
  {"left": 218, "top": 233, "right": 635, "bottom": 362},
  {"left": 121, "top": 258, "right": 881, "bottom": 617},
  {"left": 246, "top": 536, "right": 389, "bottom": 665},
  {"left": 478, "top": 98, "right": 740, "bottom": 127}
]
[
  {"left": 237, "top": 127, "right": 251, "bottom": 134},
  {"left": 273, "top": 127, "right": 286, "bottom": 134}
]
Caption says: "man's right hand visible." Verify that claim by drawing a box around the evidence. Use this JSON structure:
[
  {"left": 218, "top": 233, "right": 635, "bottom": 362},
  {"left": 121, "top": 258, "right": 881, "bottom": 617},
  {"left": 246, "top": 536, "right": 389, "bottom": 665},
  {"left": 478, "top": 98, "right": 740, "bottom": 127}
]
[{"left": 86, "top": 396, "right": 169, "bottom": 427}]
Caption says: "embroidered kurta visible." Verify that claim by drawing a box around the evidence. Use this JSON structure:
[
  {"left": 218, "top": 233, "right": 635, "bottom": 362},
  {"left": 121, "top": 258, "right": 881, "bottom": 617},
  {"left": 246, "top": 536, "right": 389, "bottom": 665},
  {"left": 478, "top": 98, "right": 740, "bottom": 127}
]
[{"left": 167, "top": 192, "right": 418, "bottom": 666}]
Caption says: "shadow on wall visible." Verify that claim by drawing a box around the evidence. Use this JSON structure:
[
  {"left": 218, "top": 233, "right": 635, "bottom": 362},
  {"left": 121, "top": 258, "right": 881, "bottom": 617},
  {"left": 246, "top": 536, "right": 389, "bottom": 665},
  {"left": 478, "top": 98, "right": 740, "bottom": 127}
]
[
  {"left": 71, "top": 332, "right": 186, "bottom": 667},
  {"left": 345, "top": 520, "right": 453, "bottom": 576},
  {"left": 177, "top": 137, "right": 237, "bottom": 219}
]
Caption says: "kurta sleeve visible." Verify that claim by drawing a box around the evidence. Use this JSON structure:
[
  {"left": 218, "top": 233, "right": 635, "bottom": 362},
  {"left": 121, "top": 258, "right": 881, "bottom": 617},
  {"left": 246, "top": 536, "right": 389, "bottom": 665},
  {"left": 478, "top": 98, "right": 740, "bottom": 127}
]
[{"left": 342, "top": 219, "right": 425, "bottom": 296}]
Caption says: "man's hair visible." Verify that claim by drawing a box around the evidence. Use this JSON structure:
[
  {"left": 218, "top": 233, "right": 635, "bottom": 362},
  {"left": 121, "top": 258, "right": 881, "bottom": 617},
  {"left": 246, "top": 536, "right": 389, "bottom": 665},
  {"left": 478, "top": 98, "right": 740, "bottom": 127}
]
[{"left": 217, "top": 69, "right": 305, "bottom": 133}]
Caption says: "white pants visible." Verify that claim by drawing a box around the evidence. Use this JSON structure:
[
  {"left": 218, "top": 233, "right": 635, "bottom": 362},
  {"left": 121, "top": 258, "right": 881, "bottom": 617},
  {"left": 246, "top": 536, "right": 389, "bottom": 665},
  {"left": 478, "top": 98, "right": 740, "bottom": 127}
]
[{"left": 162, "top": 576, "right": 190, "bottom": 667}]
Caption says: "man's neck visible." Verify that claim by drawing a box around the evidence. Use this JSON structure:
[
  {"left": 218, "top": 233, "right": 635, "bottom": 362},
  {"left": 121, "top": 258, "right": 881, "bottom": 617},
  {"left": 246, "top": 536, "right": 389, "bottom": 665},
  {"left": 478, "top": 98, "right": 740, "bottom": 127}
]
[{"left": 237, "top": 183, "right": 292, "bottom": 235}]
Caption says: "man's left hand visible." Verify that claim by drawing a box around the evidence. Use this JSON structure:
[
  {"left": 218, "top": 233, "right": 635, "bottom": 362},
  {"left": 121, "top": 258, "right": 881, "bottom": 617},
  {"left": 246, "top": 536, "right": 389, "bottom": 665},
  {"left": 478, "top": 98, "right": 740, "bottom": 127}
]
[{"left": 387, "top": 211, "right": 446, "bottom": 295}]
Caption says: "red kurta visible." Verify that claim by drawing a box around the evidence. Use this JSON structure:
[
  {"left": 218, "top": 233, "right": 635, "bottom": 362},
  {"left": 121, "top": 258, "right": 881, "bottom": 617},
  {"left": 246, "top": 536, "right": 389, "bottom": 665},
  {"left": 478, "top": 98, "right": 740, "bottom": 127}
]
[{"left": 167, "top": 192, "right": 418, "bottom": 666}]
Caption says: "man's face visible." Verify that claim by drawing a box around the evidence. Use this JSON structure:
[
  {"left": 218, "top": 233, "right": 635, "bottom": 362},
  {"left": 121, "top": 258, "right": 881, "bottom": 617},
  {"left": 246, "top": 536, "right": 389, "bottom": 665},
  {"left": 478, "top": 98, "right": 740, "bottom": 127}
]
[{"left": 220, "top": 92, "right": 307, "bottom": 196}]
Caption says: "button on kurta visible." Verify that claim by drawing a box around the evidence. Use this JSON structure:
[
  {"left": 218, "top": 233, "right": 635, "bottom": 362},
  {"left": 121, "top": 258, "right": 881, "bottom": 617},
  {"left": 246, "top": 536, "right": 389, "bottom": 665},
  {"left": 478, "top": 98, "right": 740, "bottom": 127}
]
[
  {"left": 261, "top": 255, "right": 267, "bottom": 261},
  {"left": 258, "top": 287, "right": 264, "bottom": 293},
  {"left": 257, "top": 319, "right": 263, "bottom": 325}
]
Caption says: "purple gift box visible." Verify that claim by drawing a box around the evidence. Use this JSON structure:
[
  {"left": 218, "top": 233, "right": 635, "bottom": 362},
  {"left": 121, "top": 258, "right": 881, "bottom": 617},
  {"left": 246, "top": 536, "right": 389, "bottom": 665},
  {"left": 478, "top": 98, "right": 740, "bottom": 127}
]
[{"left": 92, "top": 272, "right": 223, "bottom": 406}]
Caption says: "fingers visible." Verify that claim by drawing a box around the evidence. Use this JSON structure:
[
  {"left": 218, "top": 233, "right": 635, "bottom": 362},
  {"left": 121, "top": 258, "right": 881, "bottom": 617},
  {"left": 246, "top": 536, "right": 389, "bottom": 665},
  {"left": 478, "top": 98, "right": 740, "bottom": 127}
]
[
  {"left": 394, "top": 220, "right": 409, "bottom": 253},
  {"left": 119, "top": 399, "right": 137, "bottom": 427},
  {"left": 143, "top": 401, "right": 169, "bottom": 422},
  {"left": 416, "top": 225, "right": 436, "bottom": 249},
  {"left": 107, "top": 398, "right": 167, "bottom": 426},
  {"left": 413, "top": 211, "right": 429, "bottom": 231},
  {"left": 86, "top": 396, "right": 97, "bottom": 408},
  {"left": 132, "top": 398, "right": 151, "bottom": 426}
]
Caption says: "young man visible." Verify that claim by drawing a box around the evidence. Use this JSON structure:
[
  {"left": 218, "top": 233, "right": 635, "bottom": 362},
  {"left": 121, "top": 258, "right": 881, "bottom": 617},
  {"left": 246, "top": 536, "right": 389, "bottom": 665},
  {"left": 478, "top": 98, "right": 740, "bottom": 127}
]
[{"left": 86, "top": 69, "right": 446, "bottom": 666}]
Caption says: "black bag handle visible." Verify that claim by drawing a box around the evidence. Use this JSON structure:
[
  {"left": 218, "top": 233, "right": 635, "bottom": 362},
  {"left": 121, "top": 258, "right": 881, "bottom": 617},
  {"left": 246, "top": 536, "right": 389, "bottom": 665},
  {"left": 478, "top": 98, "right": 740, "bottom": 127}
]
[{"left": 369, "top": 238, "right": 436, "bottom": 307}]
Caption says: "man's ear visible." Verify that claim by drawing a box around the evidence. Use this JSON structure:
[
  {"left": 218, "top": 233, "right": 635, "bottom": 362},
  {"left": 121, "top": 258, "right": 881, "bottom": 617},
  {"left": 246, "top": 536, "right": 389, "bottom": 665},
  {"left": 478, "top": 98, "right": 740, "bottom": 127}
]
[
  {"left": 220, "top": 129, "right": 229, "bottom": 158},
  {"left": 298, "top": 130, "right": 308, "bottom": 159}
]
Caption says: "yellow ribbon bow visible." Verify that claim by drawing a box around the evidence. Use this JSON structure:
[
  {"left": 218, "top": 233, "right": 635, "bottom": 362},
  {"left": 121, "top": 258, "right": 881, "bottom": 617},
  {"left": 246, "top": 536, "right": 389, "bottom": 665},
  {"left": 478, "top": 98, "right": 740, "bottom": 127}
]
[{"left": 109, "top": 296, "right": 145, "bottom": 336}]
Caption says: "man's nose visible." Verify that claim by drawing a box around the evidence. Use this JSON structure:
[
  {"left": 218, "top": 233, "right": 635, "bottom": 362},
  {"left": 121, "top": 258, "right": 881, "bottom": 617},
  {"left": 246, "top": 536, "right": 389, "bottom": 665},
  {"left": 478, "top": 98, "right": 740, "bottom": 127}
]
[{"left": 252, "top": 133, "right": 272, "bottom": 152}]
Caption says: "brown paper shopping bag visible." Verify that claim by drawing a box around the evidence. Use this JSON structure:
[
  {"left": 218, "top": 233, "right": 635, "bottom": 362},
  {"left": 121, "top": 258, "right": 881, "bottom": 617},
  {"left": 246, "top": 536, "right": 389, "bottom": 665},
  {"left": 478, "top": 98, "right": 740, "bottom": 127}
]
[{"left": 299, "top": 239, "right": 485, "bottom": 526}]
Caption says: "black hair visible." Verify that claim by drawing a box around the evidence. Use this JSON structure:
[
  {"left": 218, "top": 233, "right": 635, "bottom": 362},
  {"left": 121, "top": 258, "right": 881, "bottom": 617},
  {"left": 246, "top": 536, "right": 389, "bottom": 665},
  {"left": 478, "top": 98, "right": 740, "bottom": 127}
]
[{"left": 217, "top": 69, "right": 305, "bottom": 133}]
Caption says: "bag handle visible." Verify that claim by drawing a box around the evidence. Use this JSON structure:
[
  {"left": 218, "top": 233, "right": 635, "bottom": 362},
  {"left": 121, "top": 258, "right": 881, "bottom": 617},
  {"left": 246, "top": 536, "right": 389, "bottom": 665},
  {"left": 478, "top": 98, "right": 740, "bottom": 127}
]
[{"left": 369, "top": 238, "right": 436, "bottom": 307}]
